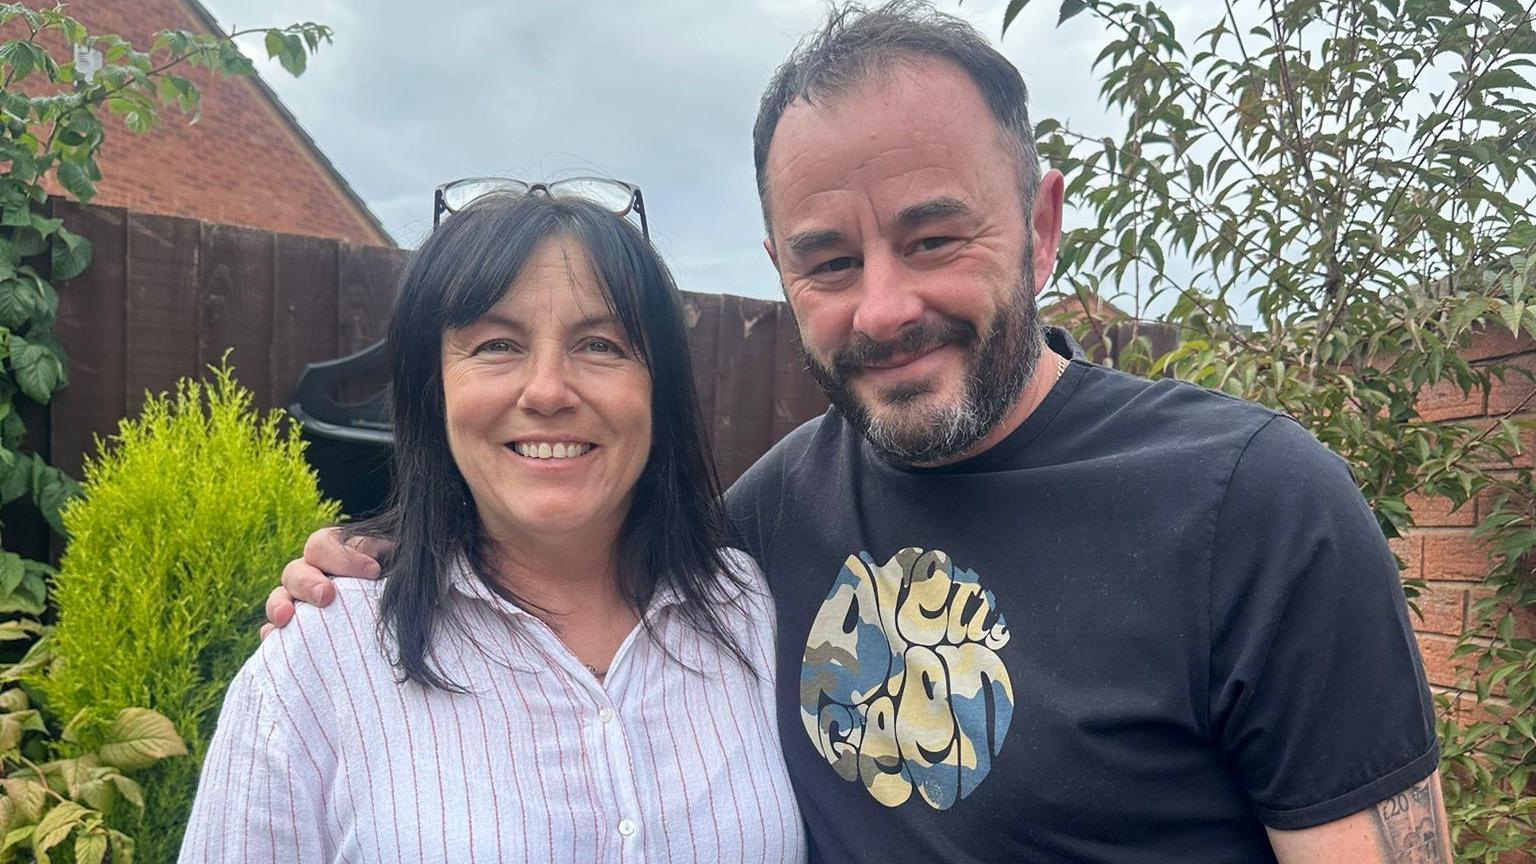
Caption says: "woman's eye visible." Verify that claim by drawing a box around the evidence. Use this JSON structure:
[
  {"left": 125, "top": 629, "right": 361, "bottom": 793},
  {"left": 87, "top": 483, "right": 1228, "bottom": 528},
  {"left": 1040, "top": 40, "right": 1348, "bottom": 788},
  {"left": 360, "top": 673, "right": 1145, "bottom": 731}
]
[
  {"left": 476, "top": 339, "right": 516, "bottom": 355},
  {"left": 584, "top": 337, "right": 623, "bottom": 355},
  {"left": 813, "top": 256, "right": 858, "bottom": 275}
]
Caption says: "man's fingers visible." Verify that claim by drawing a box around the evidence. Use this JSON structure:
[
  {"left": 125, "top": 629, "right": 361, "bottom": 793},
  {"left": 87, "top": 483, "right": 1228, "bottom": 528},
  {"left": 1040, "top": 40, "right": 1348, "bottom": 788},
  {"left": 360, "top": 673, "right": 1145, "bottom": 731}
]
[
  {"left": 265, "top": 585, "right": 296, "bottom": 628},
  {"left": 280, "top": 557, "right": 335, "bottom": 607},
  {"left": 259, "top": 623, "right": 276, "bottom": 641},
  {"left": 303, "top": 527, "right": 383, "bottom": 580}
]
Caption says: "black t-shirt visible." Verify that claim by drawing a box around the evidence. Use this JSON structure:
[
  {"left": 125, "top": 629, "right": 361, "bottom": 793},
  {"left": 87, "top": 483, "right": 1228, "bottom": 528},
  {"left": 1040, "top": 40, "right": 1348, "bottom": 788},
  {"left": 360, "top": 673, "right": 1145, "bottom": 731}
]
[{"left": 725, "top": 328, "right": 1438, "bottom": 863}]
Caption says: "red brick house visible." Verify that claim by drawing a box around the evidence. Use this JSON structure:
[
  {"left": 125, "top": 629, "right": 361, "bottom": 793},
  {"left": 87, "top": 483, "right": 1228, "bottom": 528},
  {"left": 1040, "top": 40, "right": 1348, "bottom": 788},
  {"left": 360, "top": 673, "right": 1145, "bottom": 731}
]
[{"left": 33, "top": 0, "right": 391, "bottom": 246}]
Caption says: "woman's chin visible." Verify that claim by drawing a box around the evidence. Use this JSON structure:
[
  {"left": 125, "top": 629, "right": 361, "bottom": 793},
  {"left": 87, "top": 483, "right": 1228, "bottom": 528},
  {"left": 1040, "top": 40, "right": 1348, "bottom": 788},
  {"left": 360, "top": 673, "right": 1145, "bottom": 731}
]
[{"left": 484, "top": 502, "right": 612, "bottom": 545}]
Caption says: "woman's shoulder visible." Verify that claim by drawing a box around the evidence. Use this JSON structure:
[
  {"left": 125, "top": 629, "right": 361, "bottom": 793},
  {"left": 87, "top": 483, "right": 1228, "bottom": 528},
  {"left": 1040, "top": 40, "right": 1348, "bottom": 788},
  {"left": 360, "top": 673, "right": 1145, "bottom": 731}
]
[{"left": 250, "top": 578, "right": 388, "bottom": 696}]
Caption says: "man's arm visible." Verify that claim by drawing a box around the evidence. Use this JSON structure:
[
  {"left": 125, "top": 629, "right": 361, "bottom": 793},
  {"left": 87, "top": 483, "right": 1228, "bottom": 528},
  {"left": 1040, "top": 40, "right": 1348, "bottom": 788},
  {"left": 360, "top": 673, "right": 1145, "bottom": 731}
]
[
  {"left": 1267, "top": 771, "right": 1452, "bottom": 863},
  {"left": 261, "top": 527, "right": 385, "bottom": 638}
]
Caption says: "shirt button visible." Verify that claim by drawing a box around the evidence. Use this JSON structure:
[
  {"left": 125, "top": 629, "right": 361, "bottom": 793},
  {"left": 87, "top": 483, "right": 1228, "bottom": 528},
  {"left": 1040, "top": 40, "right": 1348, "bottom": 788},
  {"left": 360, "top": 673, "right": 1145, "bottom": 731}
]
[
  {"left": 598, "top": 707, "right": 615, "bottom": 724},
  {"left": 618, "top": 819, "right": 638, "bottom": 837}
]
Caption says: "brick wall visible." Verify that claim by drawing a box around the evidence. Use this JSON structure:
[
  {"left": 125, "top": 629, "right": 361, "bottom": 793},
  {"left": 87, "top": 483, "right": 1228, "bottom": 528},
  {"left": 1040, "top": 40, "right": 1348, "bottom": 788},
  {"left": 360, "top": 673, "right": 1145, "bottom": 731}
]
[
  {"left": 1400, "top": 325, "right": 1536, "bottom": 731},
  {"left": 15, "top": 0, "right": 390, "bottom": 246}
]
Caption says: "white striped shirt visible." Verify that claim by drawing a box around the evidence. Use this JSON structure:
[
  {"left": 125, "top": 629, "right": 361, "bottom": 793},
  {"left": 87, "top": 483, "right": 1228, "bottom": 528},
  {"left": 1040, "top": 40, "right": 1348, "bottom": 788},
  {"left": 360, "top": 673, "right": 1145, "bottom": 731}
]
[{"left": 180, "top": 551, "right": 806, "bottom": 864}]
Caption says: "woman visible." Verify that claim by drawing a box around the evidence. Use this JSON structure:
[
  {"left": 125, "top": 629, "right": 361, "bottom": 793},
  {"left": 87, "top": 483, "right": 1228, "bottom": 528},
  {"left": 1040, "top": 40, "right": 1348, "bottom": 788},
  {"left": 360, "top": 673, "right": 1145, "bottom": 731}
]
[{"left": 181, "top": 188, "right": 806, "bottom": 862}]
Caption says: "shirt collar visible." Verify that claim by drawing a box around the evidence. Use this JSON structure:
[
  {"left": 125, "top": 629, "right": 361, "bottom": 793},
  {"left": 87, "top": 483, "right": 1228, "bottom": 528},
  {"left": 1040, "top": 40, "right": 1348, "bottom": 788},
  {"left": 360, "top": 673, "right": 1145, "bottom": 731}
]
[{"left": 444, "top": 555, "right": 713, "bottom": 621}]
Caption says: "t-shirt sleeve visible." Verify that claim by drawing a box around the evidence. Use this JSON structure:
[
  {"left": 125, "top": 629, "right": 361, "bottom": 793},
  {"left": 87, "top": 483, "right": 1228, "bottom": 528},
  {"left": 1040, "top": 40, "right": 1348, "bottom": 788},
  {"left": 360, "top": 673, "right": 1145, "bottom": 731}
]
[
  {"left": 1207, "top": 415, "right": 1439, "bottom": 829},
  {"left": 724, "top": 425, "right": 793, "bottom": 566}
]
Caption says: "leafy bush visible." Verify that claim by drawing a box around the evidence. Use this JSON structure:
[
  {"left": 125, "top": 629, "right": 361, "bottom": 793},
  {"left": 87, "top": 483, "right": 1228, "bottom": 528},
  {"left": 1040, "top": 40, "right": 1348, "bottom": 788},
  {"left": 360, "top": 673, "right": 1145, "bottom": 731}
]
[
  {"left": 29, "top": 364, "right": 340, "bottom": 862},
  {"left": 1006, "top": 0, "right": 1536, "bottom": 857},
  {"left": 0, "top": 697, "right": 186, "bottom": 863}
]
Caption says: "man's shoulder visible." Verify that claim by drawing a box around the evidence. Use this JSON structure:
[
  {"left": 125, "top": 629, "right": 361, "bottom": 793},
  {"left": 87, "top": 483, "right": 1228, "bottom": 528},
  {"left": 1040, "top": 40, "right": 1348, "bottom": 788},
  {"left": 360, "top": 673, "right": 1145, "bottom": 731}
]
[
  {"left": 726, "top": 410, "right": 839, "bottom": 503},
  {"left": 1083, "top": 363, "right": 1284, "bottom": 432},
  {"left": 1062, "top": 364, "right": 1292, "bottom": 467}
]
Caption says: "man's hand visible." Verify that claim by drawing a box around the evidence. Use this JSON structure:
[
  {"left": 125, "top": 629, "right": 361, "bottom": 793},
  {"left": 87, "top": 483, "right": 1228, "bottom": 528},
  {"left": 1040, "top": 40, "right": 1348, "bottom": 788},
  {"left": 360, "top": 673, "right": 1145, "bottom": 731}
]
[{"left": 260, "top": 528, "right": 387, "bottom": 640}]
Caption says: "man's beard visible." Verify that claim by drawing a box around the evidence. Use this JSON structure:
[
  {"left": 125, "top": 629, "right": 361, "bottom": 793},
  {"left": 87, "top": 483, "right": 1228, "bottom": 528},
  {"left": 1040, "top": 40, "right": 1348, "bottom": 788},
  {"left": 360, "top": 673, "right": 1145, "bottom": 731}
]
[{"left": 802, "top": 255, "right": 1044, "bottom": 466}]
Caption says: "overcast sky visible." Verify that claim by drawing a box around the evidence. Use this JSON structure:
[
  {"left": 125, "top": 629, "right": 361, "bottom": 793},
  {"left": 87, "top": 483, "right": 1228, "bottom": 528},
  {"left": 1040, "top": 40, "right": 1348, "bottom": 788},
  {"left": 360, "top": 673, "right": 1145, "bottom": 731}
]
[{"left": 199, "top": 0, "right": 1148, "bottom": 302}]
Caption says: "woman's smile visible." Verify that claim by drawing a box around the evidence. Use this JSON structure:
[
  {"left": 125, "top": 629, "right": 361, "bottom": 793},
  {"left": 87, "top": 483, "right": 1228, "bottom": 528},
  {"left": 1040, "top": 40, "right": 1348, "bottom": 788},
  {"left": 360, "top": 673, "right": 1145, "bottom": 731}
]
[{"left": 508, "top": 440, "right": 596, "bottom": 460}]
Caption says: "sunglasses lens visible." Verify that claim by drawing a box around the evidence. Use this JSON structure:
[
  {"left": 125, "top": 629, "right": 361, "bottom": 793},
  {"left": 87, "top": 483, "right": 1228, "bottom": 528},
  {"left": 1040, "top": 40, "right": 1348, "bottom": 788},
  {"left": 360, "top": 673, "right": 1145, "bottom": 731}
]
[
  {"left": 550, "top": 178, "right": 635, "bottom": 215},
  {"left": 441, "top": 179, "right": 528, "bottom": 212}
]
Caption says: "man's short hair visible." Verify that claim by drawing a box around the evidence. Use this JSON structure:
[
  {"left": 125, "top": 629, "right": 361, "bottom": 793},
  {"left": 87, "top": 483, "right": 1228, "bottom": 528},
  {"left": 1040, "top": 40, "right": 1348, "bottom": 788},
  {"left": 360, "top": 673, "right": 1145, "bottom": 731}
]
[{"left": 752, "top": 0, "right": 1042, "bottom": 231}]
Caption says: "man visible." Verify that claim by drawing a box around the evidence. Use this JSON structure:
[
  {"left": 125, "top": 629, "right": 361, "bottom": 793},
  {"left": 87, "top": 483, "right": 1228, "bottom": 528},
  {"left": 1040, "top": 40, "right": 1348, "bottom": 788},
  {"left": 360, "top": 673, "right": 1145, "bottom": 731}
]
[{"left": 270, "top": 3, "right": 1449, "bottom": 861}]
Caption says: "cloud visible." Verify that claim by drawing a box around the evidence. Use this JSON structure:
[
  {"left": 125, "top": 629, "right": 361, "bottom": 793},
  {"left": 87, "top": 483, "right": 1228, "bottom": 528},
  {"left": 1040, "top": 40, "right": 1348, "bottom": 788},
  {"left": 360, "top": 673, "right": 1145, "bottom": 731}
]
[{"left": 203, "top": 0, "right": 1115, "bottom": 300}]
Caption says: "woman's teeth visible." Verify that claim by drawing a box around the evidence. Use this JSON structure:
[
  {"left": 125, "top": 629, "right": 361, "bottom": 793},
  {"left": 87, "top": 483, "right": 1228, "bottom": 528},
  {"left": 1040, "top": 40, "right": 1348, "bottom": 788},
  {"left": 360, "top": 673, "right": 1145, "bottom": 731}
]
[{"left": 513, "top": 442, "right": 593, "bottom": 460}]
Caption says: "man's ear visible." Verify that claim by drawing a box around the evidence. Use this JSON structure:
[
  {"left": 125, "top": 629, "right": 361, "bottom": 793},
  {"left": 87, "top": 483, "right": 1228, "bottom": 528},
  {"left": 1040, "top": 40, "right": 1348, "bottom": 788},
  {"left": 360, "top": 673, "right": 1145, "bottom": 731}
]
[
  {"left": 1030, "top": 169, "right": 1065, "bottom": 297},
  {"left": 763, "top": 236, "right": 779, "bottom": 270}
]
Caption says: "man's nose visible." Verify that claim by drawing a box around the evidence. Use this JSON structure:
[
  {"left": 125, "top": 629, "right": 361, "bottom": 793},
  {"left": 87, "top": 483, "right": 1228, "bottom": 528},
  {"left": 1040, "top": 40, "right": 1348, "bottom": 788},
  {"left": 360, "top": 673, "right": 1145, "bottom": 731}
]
[
  {"left": 517, "top": 352, "right": 580, "bottom": 415},
  {"left": 850, "top": 251, "right": 923, "bottom": 343}
]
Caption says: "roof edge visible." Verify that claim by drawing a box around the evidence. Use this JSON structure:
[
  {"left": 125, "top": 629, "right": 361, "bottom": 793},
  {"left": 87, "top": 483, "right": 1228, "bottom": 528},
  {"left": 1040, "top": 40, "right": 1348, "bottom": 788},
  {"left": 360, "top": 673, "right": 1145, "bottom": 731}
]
[{"left": 180, "top": 0, "right": 397, "bottom": 248}]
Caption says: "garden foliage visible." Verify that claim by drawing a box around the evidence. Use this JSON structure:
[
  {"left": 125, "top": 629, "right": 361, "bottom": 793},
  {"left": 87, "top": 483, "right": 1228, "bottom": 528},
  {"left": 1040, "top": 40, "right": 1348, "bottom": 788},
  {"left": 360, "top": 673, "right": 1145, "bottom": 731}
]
[
  {"left": 32, "top": 364, "right": 339, "bottom": 861},
  {"left": 1000, "top": 0, "right": 1536, "bottom": 857},
  {"left": 0, "top": 6, "right": 331, "bottom": 861}
]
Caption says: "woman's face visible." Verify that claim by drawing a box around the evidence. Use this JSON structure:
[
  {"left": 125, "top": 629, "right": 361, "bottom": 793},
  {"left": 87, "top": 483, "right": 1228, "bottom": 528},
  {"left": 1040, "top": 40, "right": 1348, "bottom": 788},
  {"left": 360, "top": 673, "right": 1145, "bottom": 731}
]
[{"left": 440, "top": 237, "right": 653, "bottom": 550}]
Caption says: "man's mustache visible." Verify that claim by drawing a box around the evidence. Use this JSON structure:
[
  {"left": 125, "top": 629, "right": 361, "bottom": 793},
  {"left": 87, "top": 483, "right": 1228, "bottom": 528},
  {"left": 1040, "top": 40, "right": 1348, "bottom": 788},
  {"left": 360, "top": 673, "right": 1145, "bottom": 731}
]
[{"left": 830, "top": 318, "right": 979, "bottom": 381}]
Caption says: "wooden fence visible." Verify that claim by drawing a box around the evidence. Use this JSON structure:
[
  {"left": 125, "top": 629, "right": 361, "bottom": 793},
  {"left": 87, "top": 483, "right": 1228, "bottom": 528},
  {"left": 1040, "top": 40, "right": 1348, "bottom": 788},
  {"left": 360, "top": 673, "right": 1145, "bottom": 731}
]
[{"left": 45, "top": 203, "right": 827, "bottom": 496}]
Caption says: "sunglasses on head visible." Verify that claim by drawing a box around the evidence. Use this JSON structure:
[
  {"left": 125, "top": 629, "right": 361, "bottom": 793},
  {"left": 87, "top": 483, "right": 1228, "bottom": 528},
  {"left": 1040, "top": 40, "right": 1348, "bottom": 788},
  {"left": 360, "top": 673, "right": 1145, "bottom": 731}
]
[{"left": 432, "top": 176, "right": 649, "bottom": 239}]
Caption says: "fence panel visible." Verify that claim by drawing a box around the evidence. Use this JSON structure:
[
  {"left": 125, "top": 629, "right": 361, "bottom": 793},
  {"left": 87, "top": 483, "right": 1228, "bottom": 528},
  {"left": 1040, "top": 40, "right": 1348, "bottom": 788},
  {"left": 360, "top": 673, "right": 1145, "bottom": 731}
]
[
  {"left": 124, "top": 212, "right": 201, "bottom": 416},
  {"left": 50, "top": 204, "right": 829, "bottom": 496},
  {"left": 197, "top": 223, "right": 275, "bottom": 407},
  {"left": 712, "top": 294, "right": 782, "bottom": 486},
  {"left": 50, "top": 203, "right": 128, "bottom": 478}
]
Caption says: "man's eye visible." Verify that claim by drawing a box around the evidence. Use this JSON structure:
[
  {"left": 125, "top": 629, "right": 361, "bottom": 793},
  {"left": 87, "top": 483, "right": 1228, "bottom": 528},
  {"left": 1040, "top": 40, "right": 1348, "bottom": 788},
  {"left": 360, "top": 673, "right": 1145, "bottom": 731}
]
[
  {"left": 813, "top": 256, "right": 858, "bottom": 275},
  {"left": 915, "top": 237, "right": 955, "bottom": 252}
]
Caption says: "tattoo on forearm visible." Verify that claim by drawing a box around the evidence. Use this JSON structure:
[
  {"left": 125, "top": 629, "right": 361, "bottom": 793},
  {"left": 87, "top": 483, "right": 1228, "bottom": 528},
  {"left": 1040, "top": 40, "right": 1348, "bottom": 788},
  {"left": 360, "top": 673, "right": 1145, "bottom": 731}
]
[{"left": 1372, "top": 778, "right": 1448, "bottom": 864}]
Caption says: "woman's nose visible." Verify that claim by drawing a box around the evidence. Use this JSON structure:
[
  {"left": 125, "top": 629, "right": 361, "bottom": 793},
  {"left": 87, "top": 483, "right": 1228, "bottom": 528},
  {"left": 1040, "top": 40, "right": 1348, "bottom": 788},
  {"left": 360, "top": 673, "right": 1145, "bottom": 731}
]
[{"left": 516, "top": 352, "right": 580, "bottom": 415}]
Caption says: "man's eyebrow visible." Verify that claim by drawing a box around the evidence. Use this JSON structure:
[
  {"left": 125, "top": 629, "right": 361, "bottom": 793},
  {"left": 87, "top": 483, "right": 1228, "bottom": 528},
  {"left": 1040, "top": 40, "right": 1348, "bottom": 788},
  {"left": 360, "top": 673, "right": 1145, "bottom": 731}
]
[
  {"left": 896, "top": 197, "right": 972, "bottom": 229},
  {"left": 785, "top": 228, "right": 847, "bottom": 257}
]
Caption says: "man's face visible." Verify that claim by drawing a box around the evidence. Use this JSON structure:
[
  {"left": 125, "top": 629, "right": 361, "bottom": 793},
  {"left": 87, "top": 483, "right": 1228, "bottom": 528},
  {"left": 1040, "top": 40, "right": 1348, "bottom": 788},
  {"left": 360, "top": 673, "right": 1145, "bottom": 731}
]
[{"left": 762, "top": 57, "right": 1061, "bottom": 465}]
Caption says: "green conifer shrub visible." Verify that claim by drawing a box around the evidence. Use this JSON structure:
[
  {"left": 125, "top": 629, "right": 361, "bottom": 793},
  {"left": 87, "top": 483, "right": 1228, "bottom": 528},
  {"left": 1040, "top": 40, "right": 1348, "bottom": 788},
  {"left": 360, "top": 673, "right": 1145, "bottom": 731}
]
[{"left": 30, "top": 363, "right": 340, "bottom": 862}]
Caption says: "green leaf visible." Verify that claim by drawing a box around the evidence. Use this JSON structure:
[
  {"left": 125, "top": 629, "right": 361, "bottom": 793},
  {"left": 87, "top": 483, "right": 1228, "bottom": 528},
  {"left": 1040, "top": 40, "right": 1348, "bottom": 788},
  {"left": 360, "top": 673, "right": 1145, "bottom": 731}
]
[
  {"left": 1475, "top": 68, "right": 1534, "bottom": 94},
  {"left": 97, "top": 708, "right": 188, "bottom": 772},
  {"left": 278, "top": 34, "right": 307, "bottom": 76},
  {"left": 107, "top": 773, "right": 143, "bottom": 812},
  {"left": 1001, "top": 0, "right": 1033, "bottom": 36},
  {"left": 33, "top": 800, "right": 88, "bottom": 853},
  {"left": 264, "top": 29, "right": 284, "bottom": 61},
  {"left": 0, "top": 567, "right": 44, "bottom": 615},
  {"left": 8, "top": 333, "right": 64, "bottom": 403},
  {"left": 28, "top": 213, "right": 62, "bottom": 238},
  {"left": 0, "top": 207, "right": 32, "bottom": 229},
  {"left": 31, "top": 459, "right": 79, "bottom": 535},
  {"left": 0, "top": 40, "right": 39, "bottom": 81},
  {"left": 1058, "top": 0, "right": 1087, "bottom": 24},
  {"left": 55, "top": 161, "right": 94, "bottom": 204},
  {"left": 49, "top": 230, "right": 90, "bottom": 281},
  {"left": 9, "top": 227, "right": 43, "bottom": 258},
  {"left": 0, "top": 825, "right": 33, "bottom": 854},
  {"left": 74, "top": 830, "right": 107, "bottom": 864}
]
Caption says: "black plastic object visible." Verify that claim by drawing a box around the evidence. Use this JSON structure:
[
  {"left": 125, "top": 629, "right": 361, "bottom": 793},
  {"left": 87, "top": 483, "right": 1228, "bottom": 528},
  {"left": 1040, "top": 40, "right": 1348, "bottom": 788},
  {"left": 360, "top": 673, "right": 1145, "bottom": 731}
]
[{"left": 288, "top": 340, "right": 394, "bottom": 516}]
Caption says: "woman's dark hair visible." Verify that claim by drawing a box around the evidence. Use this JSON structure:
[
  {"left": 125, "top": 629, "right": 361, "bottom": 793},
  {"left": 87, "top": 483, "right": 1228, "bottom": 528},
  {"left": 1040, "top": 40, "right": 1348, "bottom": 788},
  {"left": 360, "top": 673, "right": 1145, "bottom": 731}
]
[{"left": 358, "top": 192, "right": 747, "bottom": 690}]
